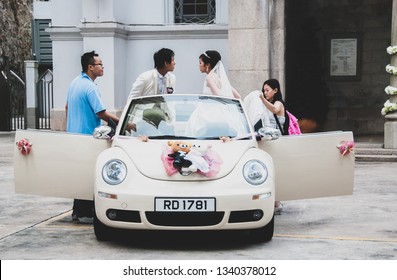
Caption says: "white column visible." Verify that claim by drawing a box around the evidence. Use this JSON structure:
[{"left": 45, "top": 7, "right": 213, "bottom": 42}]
[
  {"left": 79, "top": 23, "right": 127, "bottom": 109},
  {"left": 228, "top": 0, "right": 285, "bottom": 98},
  {"left": 384, "top": 0, "right": 397, "bottom": 148},
  {"left": 80, "top": 0, "right": 127, "bottom": 110},
  {"left": 24, "top": 60, "right": 38, "bottom": 129}
]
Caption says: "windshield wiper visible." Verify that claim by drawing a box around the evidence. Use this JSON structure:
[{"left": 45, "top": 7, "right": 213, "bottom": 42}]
[
  {"left": 202, "top": 135, "right": 253, "bottom": 140},
  {"left": 148, "top": 135, "right": 252, "bottom": 140},
  {"left": 147, "top": 135, "right": 196, "bottom": 140}
]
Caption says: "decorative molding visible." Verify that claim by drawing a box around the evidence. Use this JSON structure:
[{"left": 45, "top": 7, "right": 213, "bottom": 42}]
[
  {"left": 126, "top": 24, "right": 228, "bottom": 40},
  {"left": 46, "top": 27, "right": 82, "bottom": 41},
  {"left": 46, "top": 23, "right": 228, "bottom": 41}
]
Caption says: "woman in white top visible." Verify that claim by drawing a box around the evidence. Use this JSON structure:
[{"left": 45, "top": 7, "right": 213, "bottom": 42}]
[
  {"left": 259, "top": 79, "right": 287, "bottom": 134},
  {"left": 259, "top": 78, "right": 286, "bottom": 212},
  {"left": 199, "top": 50, "right": 241, "bottom": 99}
]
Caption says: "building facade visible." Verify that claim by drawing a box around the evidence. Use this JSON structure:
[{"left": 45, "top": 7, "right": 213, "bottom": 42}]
[{"left": 31, "top": 0, "right": 395, "bottom": 136}]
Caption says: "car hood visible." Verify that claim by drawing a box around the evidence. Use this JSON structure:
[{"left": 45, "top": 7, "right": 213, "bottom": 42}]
[{"left": 113, "top": 137, "right": 256, "bottom": 180}]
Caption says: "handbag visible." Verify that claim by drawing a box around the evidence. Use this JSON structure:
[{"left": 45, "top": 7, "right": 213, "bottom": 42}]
[{"left": 273, "top": 110, "right": 302, "bottom": 135}]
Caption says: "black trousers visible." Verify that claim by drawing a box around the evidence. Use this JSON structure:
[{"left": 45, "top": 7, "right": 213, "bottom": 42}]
[{"left": 72, "top": 199, "right": 94, "bottom": 218}]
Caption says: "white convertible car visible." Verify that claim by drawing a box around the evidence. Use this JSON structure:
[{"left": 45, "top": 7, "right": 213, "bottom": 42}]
[{"left": 14, "top": 94, "right": 355, "bottom": 242}]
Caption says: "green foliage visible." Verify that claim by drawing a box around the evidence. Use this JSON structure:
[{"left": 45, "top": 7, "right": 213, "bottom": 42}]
[{"left": 0, "top": 0, "right": 33, "bottom": 78}]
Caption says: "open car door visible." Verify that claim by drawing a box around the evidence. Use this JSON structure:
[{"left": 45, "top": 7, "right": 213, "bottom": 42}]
[
  {"left": 14, "top": 130, "right": 110, "bottom": 200},
  {"left": 258, "top": 131, "right": 355, "bottom": 201}
]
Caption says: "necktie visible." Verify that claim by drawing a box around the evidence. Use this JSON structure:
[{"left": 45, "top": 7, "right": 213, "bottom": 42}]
[{"left": 158, "top": 76, "right": 164, "bottom": 94}]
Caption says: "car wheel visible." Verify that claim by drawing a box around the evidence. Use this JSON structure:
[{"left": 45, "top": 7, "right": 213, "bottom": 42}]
[
  {"left": 93, "top": 212, "right": 115, "bottom": 241},
  {"left": 250, "top": 215, "right": 274, "bottom": 243}
]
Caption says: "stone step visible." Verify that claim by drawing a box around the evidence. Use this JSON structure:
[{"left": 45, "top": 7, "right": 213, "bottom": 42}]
[
  {"left": 354, "top": 141, "right": 397, "bottom": 161},
  {"left": 355, "top": 154, "right": 397, "bottom": 162},
  {"left": 355, "top": 147, "right": 397, "bottom": 156},
  {"left": 355, "top": 142, "right": 384, "bottom": 149}
]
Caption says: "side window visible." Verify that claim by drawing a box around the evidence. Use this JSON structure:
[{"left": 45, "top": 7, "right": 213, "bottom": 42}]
[{"left": 174, "top": 0, "right": 216, "bottom": 24}]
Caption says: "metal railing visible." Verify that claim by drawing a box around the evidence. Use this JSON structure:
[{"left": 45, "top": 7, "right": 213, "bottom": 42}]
[
  {"left": 9, "top": 70, "right": 26, "bottom": 130},
  {"left": 36, "top": 69, "right": 53, "bottom": 129},
  {"left": 0, "top": 67, "right": 53, "bottom": 131}
]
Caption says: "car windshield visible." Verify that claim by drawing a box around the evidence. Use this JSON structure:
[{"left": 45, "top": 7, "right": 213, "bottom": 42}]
[{"left": 119, "top": 95, "right": 252, "bottom": 140}]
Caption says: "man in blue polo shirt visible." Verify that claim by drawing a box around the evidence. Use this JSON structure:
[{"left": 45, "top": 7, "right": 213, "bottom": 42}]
[{"left": 66, "top": 50, "right": 120, "bottom": 221}]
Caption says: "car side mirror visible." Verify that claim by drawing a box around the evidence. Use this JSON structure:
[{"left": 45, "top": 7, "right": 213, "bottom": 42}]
[
  {"left": 257, "top": 127, "right": 281, "bottom": 141},
  {"left": 93, "top": 125, "right": 114, "bottom": 139}
]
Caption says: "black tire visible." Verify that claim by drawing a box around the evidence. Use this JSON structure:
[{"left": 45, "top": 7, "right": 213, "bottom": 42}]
[
  {"left": 250, "top": 215, "right": 274, "bottom": 243},
  {"left": 93, "top": 212, "right": 116, "bottom": 241}
]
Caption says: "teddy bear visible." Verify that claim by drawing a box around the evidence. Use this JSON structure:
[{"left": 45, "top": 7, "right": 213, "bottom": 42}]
[
  {"left": 167, "top": 140, "right": 193, "bottom": 173},
  {"left": 184, "top": 143, "right": 210, "bottom": 173}
]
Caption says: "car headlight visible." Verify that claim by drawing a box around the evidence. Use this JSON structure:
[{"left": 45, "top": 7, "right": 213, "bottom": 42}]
[
  {"left": 243, "top": 160, "right": 268, "bottom": 185},
  {"left": 102, "top": 159, "right": 127, "bottom": 185}
]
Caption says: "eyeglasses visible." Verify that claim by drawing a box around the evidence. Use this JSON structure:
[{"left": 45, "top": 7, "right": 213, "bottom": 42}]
[{"left": 91, "top": 63, "right": 104, "bottom": 67}]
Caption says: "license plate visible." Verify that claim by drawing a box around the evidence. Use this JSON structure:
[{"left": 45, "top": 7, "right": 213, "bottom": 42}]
[{"left": 155, "top": 198, "right": 216, "bottom": 212}]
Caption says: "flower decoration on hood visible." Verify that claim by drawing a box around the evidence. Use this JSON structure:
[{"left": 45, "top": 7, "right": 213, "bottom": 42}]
[
  {"left": 336, "top": 140, "right": 355, "bottom": 156},
  {"left": 161, "top": 141, "right": 222, "bottom": 177},
  {"left": 16, "top": 138, "right": 32, "bottom": 156}
]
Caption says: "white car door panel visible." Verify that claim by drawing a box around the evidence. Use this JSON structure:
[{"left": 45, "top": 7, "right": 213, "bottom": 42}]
[
  {"left": 258, "top": 131, "right": 355, "bottom": 201},
  {"left": 14, "top": 129, "right": 354, "bottom": 202},
  {"left": 14, "top": 130, "right": 110, "bottom": 200}
]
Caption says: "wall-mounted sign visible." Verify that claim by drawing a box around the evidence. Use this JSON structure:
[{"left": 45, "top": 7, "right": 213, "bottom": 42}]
[{"left": 327, "top": 34, "right": 361, "bottom": 81}]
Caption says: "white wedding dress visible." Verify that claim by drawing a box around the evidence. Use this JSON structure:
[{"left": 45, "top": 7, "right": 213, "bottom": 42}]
[
  {"left": 202, "top": 61, "right": 234, "bottom": 97},
  {"left": 243, "top": 90, "right": 285, "bottom": 132}
]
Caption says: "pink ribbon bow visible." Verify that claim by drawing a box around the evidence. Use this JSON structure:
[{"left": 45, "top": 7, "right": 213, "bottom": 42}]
[
  {"left": 16, "top": 138, "right": 32, "bottom": 155},
  {"left": 337, "top": 140, "right": 355, "bottom": 156}
]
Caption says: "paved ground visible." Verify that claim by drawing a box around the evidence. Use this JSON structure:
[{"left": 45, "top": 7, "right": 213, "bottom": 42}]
[{"left": 1, "top": 131, "right": 397, "bottom": 260}]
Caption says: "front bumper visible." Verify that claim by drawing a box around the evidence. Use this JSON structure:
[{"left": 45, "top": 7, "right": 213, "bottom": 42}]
[
  {"left": 95, "top": 172, "right": 275, "bottom": 230},
  {"left": 95, "top": 146, "right": 275, "bottom": 231}
]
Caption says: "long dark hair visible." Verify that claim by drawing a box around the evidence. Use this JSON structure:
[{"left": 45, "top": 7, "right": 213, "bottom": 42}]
[
  {"left": 262, "top": 79, "right": 285, "bottom": 105},
  {"left": 263, "top": 78, "right": 289, "bottom": 134}
]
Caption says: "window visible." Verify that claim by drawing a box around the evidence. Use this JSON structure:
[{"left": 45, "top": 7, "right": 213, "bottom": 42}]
[
  {"left": 32, "top": 19, "right": 52, "bottom": 65},
  {"left": 175, "top": 0, "right": 216, "bottom": 24}
]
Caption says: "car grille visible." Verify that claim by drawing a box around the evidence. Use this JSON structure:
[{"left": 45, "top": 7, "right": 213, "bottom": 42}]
[
  {"left": 228, "top": 209, "right": 264, "bottom": 223},
  {"left": 106, "top": 209, "right": 141, "bottom": 223},
  {"left": 145, "top": 211, "right": 225, "bottom": 226}
]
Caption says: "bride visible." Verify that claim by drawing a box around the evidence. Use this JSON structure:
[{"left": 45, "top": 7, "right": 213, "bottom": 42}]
[{"left": 199, "top": 50, "right": 241, "bottom": 99}]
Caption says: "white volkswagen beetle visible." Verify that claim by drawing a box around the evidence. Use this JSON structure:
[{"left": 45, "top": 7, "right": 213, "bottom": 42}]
[{"left": 14, "top": 94, "right": 355, "bottom": 242}]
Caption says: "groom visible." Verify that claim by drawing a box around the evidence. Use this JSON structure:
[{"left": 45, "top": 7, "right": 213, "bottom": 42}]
[{"left": 128, "top": 48, "right": 176, "bottom": 98}]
